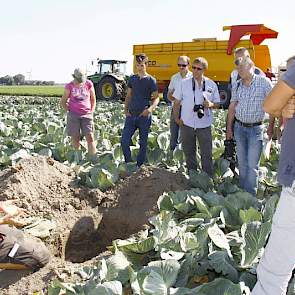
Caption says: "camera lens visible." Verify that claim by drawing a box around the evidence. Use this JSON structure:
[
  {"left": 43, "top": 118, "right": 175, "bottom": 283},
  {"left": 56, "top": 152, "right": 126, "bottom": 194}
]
[{"left": 197, "top": 109, "right": 204, "bottom": 118}]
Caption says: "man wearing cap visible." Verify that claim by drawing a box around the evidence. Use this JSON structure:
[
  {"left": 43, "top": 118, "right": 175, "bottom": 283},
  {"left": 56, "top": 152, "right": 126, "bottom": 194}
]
[
  {"left": 121, "top": 53, "right": 159, "bottom": 168},
  {"left": 173, "top": 57, "right": 220, "bottom": 176},
  {"left": 167, "top": 56, "right": 192, "bottom": 151},
  {"left": 0, "top": 200, "right": 50, "bottom": 287},
  {"left": 252, "top": 56, "right": 295, "bottom": 295},
  {"left": 226, "top": 57, "right": 272, "bottom": 196},
  {"left": 60, "top": 68, "right": 97, "bottom": 156}
]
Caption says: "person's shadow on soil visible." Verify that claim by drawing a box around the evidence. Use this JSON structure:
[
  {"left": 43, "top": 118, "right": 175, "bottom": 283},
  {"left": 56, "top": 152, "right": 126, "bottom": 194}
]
[
  {"left": 65, "top": 216, "right": 101, "bottom": 263},
  {"left": 64, "top": 212, "right": 141, "bottom": 263}
]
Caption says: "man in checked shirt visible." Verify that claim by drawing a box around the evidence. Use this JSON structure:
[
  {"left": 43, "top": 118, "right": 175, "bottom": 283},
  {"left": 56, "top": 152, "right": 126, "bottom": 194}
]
[{"left": 226, "top": 57, "right": 272, "bottom": 196}]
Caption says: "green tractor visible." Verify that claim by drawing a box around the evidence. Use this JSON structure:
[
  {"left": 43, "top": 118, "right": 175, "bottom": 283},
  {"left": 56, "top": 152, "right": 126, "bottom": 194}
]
[{"left": 87, "top": 59, "right": 128, "bottom": 100}]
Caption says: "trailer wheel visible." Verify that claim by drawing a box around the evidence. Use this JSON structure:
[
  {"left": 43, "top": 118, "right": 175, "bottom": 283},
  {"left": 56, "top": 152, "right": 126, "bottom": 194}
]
[{"left": 163, "top": 86, "right": 170, "bottom": 104}]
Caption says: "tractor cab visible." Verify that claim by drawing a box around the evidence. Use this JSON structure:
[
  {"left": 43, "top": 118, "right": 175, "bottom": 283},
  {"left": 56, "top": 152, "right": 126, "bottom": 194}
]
[
  {"left": 88, "top": 59, "right": 128, "bottom": 100},
  {"left": 95, "top": 60, "right": 127, "bottom": 76}
]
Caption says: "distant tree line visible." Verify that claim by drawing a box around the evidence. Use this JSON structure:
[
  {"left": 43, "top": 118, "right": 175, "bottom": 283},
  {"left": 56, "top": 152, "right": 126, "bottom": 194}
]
[{"left": 0, "top": 74, "right": 55, "bottom": 86}]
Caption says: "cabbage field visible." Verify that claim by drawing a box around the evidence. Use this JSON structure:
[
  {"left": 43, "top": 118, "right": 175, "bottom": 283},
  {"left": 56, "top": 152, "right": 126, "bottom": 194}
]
[{"left": 0, "top": 95, "right": 291, "bottom": 294}]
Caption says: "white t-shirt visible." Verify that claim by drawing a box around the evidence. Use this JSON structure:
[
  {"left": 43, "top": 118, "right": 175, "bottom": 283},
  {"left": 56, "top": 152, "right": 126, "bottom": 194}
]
[{"left": 173, "top": 76, "right": 220, "bottom": 129}]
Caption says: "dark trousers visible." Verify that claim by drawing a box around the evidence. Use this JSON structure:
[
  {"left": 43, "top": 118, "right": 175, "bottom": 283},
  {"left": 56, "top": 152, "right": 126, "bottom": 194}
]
[
  {"left": 121, "top": 114, "right": 151, "bottom": 166},
  {"left": 170, "top": 109, "right": 180, "bottom": 151},
  {"left": 180, "top": 124, "right": 213, "bottom": 176},
  {"left": 0, "top": 225, "right": 50, "bottom": 270}
]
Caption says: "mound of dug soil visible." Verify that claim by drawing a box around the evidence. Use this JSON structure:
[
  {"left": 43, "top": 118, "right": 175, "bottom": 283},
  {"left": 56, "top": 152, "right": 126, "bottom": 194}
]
[{"left": 0, "top": 156, "right": 190, "bottom": 294}]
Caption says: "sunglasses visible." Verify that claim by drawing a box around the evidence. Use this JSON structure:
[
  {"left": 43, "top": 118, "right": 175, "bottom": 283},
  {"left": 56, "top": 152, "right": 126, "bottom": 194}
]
[
  {"left": 192, "top": 66, "right": 203, "bottom": 71},
  {"left": 136, "top": 55, "right": 147, "bottom": 63},
  {"left": 234, "top": 58, "right": 243, "bottom": 66},
  {"left": 178, "top": 64, "right": 188, "bottom": 67}
]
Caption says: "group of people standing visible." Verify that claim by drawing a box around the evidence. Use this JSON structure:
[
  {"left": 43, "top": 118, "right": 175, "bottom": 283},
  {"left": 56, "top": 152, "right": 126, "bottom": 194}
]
[
  {"left": 120, "top": 49, "right": 274, "bottom": 198},
  {"left": 58, "top": 49, "right": 285, "bottom": 199},
  {"left": 121, "top": 53, "right": 220, "bottom": 176}
]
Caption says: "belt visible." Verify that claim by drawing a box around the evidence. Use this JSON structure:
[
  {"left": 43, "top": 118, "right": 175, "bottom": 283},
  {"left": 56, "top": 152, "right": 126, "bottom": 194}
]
[
  {"left": 235, "top": 118, "right": 262, "bottom": 127},
  {"left": 128, "top": 111, "right": 141, "bottom": 116}
]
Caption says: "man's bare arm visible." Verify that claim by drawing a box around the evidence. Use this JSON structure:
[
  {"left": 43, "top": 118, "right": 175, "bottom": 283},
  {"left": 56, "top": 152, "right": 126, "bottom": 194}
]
[
  {"left": 168, "top": 89, "right": 175, "bottom": 102},
  {"left": 264, "top": 80, "right": 295, "bottom": 117},
  {"left": 124, "top": 88, "right": 132, "bottom": 116},
  {"left": 149, "top": 91, "right": 160, "bottom": 112},
  {"left": 172, "top": 98, "right": 183, "bottom": 126},
  {"left": 226, "top": 101, "right": 238, "bottom": 140}
]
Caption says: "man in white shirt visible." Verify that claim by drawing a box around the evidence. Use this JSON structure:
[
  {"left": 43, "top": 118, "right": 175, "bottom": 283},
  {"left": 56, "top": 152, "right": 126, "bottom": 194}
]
[
  {"left": 173, "top": 57, "right": 220, "bottom": 176},
  {"left": 167, "top": 56, "right": 192, "bottom": 151}
]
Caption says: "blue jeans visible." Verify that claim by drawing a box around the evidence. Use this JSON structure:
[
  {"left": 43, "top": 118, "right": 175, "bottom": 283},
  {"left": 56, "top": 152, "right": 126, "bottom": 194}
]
[
  {"left": 234, "top": 122, "right": 263, "bottom": 196},
  {"left": 121, "top": 114, "right": 151, "bottom": 166}
]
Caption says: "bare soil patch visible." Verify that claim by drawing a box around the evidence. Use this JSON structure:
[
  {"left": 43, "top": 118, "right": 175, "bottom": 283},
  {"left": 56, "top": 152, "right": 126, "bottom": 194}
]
[{"left": 0, "top": 156, "right": 190, "bottom": 294}]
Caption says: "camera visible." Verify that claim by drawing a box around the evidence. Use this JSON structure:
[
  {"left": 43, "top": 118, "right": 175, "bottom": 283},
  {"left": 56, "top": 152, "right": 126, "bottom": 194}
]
[{"left": 193, "top": 104, "right": 205, "bottom": 118}]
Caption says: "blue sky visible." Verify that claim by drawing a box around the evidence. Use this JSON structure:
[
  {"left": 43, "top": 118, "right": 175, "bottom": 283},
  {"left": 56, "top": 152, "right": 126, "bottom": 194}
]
[{"left": 0, "top": 0, "right": 294, "bottom": 82}]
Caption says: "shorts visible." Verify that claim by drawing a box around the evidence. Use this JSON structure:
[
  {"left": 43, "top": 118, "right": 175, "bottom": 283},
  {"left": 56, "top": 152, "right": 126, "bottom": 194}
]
[
  {"left": 0, "top": 225, "right": 50, "bottom": 270},
  {"left": 66, "top": 111, "right": 94, "bottom": 137}
]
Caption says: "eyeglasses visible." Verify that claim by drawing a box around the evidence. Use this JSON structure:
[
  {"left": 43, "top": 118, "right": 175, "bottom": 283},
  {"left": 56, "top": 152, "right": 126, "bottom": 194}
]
[
  {"left": 234, "top": 58, "right": 243, "bottom": 66},
  {"left": 234, "top": 56, "right": 250, "bottom": 66},
  {"left": 192, "top": 66, "right": 203, "bottom": 71},
  {"left": 178, "top": 64, "right": 188, "bottom": 67}
]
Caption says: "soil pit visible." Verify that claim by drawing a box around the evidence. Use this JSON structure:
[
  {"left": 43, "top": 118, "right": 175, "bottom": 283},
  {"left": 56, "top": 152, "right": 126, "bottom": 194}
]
[{"left": 0, "top": 156, "right": 190, "bottom": 294}]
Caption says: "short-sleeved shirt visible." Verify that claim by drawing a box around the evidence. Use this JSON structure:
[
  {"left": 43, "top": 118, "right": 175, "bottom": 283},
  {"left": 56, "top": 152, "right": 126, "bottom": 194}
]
[
  {"left": 66, "top": 80, "right": 93, "bottom": 116},
  {"left": 168, "top": 71, "right": 192, "bottom": 106},
  {"left": 173, "top": 76, "right": 220, "bottom": 129},
  {"left": 168, "top": 71, "right": 193, "bottom": 91},
  {"left": 230, "top": 67, "right": 265, "bottom": 90},
  {"left": 277, "top": 60, "right": 295, "bottom": 187},
  {"left": 231, "top": 75, "right": 272, "bottom": 123},
  {"left": 127, "top": 74, "right": 157, "bottom": 115}
]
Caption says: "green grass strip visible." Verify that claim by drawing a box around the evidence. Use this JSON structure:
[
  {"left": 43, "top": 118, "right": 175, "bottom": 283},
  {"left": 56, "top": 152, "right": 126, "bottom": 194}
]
[{"left": 0, "top": 86, "right": 64, "bottom": 97}]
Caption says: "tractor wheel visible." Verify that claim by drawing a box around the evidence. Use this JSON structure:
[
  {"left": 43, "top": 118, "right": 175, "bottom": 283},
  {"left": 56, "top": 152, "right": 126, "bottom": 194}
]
[{"left": 97, "top": 77, "right": 118, "bottom": 100}]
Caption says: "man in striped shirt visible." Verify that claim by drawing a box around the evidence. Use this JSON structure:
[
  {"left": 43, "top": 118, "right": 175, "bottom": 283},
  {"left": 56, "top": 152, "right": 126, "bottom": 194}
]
[{"left": 226, "top": 57, "right": 272, "bottom": 196}]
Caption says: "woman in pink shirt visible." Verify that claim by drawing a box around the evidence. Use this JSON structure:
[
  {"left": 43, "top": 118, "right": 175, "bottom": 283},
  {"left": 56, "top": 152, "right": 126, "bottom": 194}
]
[{"left": 60, "top": 68, "right": 96, "bottom": 155}]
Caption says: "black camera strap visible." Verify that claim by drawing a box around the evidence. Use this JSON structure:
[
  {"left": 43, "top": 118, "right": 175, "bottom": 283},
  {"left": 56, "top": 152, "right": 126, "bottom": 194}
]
[{"left": 192, "top": 78, "right": 205, "bottom": 105}]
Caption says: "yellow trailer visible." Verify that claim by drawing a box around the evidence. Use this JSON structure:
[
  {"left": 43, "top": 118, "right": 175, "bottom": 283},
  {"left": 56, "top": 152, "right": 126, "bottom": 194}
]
[{"left": 133, "top": 24, "right": 278, "bottom": 107}]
